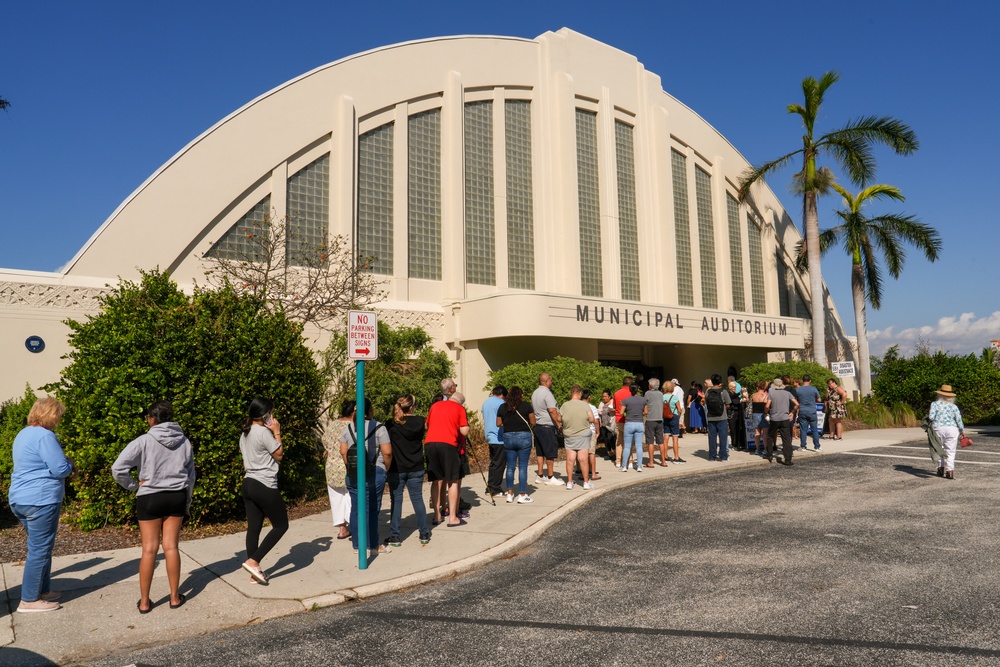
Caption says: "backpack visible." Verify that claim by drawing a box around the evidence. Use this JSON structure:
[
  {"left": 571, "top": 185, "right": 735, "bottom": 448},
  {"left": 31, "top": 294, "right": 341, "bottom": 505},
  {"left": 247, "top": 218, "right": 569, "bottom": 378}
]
[
  {"left": 345, "top": 420, "right": 380, "bottom": 481},
  {"left": 662, "top": 395, "right": 675, "bottom": 419},
  {"left": 705, "top": 388, "right": 726, "bottom": 418}
]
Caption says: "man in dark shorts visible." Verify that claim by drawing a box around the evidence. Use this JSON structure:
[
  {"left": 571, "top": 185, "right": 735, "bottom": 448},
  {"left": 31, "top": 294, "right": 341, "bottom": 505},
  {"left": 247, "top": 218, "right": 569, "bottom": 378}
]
[
  {"left": 425, "top": 393, "right": 470, "bottom": 526},
  {"left": 531, "top": 373, "right": 564, "bottom": 485}
]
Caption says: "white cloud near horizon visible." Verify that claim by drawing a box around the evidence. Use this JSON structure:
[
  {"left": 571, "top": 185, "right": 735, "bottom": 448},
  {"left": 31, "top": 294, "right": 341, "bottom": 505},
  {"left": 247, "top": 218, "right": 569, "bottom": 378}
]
[{"left": 868, "top": 311, "right": 1000, "bottom": 357}]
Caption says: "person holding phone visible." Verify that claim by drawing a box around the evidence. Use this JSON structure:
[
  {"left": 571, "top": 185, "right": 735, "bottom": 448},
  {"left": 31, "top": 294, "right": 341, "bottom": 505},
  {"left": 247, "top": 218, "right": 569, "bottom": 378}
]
[
  {"left": 112, "top": 400, "right": 195, "bottom": 613},
  {"left": 239, "top": 398, "right": 287, "bottom": 584}
]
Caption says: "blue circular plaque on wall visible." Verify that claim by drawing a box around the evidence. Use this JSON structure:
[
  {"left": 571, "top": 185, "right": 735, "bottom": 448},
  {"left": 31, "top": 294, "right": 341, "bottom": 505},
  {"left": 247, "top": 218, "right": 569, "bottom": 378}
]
[{"left": 25, "top": 336, "right": 45, "bottom": 353}]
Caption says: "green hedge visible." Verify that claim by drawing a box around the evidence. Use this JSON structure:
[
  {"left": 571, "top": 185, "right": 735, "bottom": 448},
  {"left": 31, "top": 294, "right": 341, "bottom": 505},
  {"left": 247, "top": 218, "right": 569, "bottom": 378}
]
[
  {"left": 738, "top": 360, "right": 836, "bottom": 392},
  {"left": 485, "top": 356, "right": 629, "bottom": 404},
  {"left": 0, "top": 386, "right": 38, "bottom": 509},
  {"left": 872, "top": 347, "right": 1000, "bottom": 425},
  {"left": 45, "top": 270, "right": 324, "bottom": 530}
]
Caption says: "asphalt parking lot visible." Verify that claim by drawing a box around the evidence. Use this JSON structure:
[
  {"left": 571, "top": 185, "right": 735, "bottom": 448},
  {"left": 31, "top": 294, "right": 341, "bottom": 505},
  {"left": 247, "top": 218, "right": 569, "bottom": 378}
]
[{"left": 95, "top": 435, "right": 1000, "bottom": 667}]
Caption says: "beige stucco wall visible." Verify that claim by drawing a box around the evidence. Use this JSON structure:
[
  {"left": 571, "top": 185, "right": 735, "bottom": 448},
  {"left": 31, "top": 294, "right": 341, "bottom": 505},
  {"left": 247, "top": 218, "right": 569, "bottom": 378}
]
[{"left": 0, "top": 28, "right": 856, "bottom": 407}]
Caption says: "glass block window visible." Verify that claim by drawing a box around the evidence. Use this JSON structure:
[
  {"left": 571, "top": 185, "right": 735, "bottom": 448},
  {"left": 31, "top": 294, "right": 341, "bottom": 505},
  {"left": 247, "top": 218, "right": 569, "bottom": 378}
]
[
  {"left": 726, "top": 194, "right": 746, "bottom": 312},
  {"left": 506, "top": 100, "right": 534, "bottom": 290},
  {"left": 576, "top": 109, "right": 602, "bottom": 297},
  {"left": 206, "top": 195, "right": 272, "bottom": 262},
  {"left": 408, "top": 109, "right": 442, "bottom": 280},
  {"left": 465, "top": 101, "right": 495, "bottom": 285},
  {"left": 695, "top": 166, "right": 717, "bottom": 309},
  {"left": 776, "top": 251, "right": 791, "bottom": 316},
  {"left": 616, "top": 121, "right": 640, "bottom": 301},
  {"left": 794, "top": 286, "right": 810, "bottom": 318},
  {"left": 747, "top": 214, "right": 766, "bottom": 314},
  {"left": 286, "top": 154, "right": 330, "bottom": 267},
  {"left": 671, "top": 151, "right": 694, "bottom": 307},
  {"left": 359, "top": 123, "right": 394, "bottom": 275}
]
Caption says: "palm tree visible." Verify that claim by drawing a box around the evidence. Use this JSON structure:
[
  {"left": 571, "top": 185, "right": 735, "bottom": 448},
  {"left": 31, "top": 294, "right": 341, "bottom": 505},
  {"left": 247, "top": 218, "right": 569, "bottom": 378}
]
[
  {"left": 738, "top": 71, "right": 919, "bottom": 368},
  {"left": 804, "top": 184, "right": 941, "bottom": 396}
]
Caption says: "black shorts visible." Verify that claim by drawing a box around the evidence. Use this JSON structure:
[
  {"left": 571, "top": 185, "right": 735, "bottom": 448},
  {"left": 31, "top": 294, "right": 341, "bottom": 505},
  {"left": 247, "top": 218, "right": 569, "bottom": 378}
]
[
  {"left": 534, "top": 425, "right": 559, "bottom": 459},
  {"left": 136, "top": 490, "right": 187, "bottom": 521},
  {"left": 425, "top": 442, "right": 462, "bottom": 482}
]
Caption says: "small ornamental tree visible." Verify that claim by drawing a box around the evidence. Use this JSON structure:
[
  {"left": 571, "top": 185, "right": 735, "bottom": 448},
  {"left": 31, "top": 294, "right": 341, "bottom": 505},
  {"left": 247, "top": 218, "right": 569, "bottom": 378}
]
[
  {"left": 486, "top": 357, "right": 629, "bottom": 405},
  {"left": 45, "top": 270, "right": 324, "bottom": 529},
  {"left": 321, "top": 321, "right": 453, "bottom": 421}
]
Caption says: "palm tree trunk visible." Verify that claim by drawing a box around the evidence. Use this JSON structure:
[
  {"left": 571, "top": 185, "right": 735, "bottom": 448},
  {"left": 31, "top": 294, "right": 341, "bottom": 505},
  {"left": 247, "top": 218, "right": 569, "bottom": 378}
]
[
  {"left": 851, "top": 259, "right": 871, "bottom": 396},
  {"left": 803, "top": 190, "right": 827, "bottom": 367}
]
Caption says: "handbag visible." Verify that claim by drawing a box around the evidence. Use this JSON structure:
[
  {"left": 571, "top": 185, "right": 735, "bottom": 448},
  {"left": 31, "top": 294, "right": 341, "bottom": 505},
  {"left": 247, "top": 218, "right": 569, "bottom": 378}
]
[
  {"left": 662, "top": 395, "right": 675, "bottom": 419},
  {"left": 960, "top": 434, "right": 973, "bottom": 448}
]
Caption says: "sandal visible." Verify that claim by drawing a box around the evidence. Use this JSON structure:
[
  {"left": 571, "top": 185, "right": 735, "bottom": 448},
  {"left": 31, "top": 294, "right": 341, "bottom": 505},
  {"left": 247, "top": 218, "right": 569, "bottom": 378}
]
[
  {"left": 169, "top": 594, "right": 186, "bottom": 609},
  {"left": 591, "top": 473, "right": 602, "bottom": 480},
  {"left": 137, "top": 599, "right": 153, "bottom": 614}
]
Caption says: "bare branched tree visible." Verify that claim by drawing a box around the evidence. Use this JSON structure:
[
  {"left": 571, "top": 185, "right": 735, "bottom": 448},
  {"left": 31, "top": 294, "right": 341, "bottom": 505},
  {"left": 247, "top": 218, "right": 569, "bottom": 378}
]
[{"left": 202, "top": 212, "right": 385, "bottom": 330}]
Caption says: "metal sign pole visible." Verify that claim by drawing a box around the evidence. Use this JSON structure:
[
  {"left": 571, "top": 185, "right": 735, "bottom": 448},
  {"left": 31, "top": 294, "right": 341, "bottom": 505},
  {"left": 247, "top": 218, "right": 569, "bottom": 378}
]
[{"left": 355, "top": 359, "right": 367, "bottom": 570}]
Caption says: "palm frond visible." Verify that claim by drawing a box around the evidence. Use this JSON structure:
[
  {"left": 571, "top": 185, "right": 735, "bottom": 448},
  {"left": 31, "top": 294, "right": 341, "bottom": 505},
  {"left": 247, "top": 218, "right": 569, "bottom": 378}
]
[
  {"left": 873, "top": 214, "right": 942, "bottom": 263},
  {"left": 737, "top": 150, "right": 801, "bottom": 201},
  {"left": 823, "top": 133, "right": 876, "bottom": 186},
  {"left": 859, "top": 237, "right": 885, "bottom": 309},
  {"left": 834, "top": 115, "right": 920, "bottom": 155},
  {"left": 857, "top": 184, "right": 905, "bottom": 206},
  {"left": 870, "top": 223, "right": 907, "bottom": 279}
]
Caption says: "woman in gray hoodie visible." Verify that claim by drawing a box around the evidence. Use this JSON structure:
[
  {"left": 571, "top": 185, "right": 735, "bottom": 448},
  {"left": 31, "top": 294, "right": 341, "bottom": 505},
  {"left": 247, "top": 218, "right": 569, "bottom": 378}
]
[{"left": 112, "top": 400, "right": 195, "bottom": 613}]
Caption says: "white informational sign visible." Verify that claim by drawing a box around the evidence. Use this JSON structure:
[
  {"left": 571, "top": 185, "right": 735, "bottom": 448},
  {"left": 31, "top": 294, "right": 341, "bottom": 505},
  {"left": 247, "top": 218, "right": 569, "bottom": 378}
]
[
  {"left": 831, "top": 361, "right": 856, "bottom": 377},
  {"left": 347, "top": 310, "right": 379, "bottom": 361}
]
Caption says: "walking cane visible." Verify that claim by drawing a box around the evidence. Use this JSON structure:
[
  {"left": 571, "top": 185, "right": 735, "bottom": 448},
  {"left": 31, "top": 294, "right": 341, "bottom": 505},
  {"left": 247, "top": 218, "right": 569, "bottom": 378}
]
[{"left": 465, "top": 441, "right": 497, "bottom": 506}]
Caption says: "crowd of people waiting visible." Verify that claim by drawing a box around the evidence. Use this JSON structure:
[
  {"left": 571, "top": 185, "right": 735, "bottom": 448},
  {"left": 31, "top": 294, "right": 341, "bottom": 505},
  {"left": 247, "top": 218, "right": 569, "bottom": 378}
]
[{"left": 6, "top": 370, "right": 966, "bottom": 615}]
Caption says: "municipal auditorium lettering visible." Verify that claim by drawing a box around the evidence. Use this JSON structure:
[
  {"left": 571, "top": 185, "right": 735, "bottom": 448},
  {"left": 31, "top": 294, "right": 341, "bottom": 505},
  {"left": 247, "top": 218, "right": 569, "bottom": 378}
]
[{"left": 575, "top": 304, "right": 788, "bottom": 337}]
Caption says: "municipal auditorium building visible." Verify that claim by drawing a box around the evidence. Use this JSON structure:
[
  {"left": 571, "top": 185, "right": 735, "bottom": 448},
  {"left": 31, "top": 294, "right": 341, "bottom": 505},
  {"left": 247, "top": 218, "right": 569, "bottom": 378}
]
[{"left": 0, "top": 28, "right": 854, "bottom": 406}]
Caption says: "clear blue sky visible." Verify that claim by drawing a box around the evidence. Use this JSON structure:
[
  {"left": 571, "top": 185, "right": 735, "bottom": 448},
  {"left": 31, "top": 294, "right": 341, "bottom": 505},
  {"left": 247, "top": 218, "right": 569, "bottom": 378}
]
[{"left": 3, "top": 1, "right": 997, "bottom": 355}]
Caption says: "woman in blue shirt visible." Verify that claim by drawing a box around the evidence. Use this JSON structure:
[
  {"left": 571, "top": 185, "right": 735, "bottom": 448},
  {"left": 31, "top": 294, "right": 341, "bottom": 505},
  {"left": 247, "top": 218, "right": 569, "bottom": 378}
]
[
  {"left": 928, "top": 384, "right": 965, "bottom": 480},
  {"left": 8, "top": 397, "right": 74, "bottom": 613}
]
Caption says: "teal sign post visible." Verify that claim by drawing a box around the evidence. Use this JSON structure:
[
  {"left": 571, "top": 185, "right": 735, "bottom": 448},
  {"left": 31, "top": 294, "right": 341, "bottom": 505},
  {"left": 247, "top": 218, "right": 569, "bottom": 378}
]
[{"left": 348, "top": 310, "right": 378, "bottom": 570}]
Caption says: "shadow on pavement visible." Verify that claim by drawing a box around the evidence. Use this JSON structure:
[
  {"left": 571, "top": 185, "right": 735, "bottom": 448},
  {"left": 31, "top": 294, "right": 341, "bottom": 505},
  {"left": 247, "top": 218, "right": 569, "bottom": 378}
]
[
  {"left": 267, "top": 537, "right": 332, "bottom": 580},
  {"left": 893, "top": 464, "right": 936, "bottom": 478}
]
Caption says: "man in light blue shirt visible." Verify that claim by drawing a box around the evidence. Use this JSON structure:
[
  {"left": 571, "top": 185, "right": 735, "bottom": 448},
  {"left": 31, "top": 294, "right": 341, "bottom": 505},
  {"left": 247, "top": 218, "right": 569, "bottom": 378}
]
[
  {"left": 796, "top": 375, "right": 823, "bottom": 451},
  {"left": 482, "top": 385, "right": 507, "bottom": 497}
]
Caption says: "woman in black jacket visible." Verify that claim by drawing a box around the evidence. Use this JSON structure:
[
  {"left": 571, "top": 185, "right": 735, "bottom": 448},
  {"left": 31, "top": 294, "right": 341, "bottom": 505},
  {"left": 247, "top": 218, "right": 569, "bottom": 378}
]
[{"left": 385, "top": 394, "right": 430, "bottom": 546}]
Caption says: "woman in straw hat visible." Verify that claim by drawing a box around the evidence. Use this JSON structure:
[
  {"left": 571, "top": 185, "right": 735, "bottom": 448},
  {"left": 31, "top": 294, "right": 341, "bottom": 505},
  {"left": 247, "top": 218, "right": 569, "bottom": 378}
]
[{"left": 928, "top": 385, "right": 965, "bottom": 480}]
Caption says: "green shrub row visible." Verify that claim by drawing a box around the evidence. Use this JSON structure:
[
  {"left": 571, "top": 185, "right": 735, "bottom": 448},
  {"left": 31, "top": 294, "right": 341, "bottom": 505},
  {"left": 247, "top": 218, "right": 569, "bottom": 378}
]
[
  {"left": 485, "top": 356, "right": 630, "bottom": 404},
  {"left": 737, "top": 360, "right": 836, "bottom": 392},
  {"left": 871, "top": 347, "right": 1000, "bottom": 425},
  {"left": 0, "top": 386, "right": 38, "bottom": 508}
]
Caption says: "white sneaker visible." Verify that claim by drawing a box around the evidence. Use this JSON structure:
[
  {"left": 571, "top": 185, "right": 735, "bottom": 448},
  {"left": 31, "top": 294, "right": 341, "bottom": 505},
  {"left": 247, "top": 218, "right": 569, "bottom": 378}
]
[
  {"left": 546, "top": 476, "right": 564, "bottom": 486},
  {"left": 566, "top": 482, "right": 574, "bottom": 490},
  {"left": 516, "top": 494, "right": 534, "bottom": 504},
  {"left": 620, "top": 466, "right": 627, "bottom": 472},
  {"left": 17, "top": 599, "right": 60, "bottom": 613},
  {"left": 505, "top": 493, "right": 514, "bottom": 503},
  {"left": 535, "top": 474, "right": 547, "bottom": 484},
  {"left": 583, "top": 482, "right": 593, "bottom": 490}
]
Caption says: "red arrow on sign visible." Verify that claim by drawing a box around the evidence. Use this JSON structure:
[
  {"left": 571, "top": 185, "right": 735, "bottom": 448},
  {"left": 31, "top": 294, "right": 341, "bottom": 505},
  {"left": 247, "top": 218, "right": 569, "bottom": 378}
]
[{"left": 354, "top": 347, "right": 370, "bottom": 355}]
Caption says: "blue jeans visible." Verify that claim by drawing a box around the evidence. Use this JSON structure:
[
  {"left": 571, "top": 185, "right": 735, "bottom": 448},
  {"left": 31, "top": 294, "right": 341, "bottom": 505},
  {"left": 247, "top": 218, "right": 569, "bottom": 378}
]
[
  {"left": 707, "top": 419, "right": 730, "bottom": 460},
  {"left": 347, "top": 466, "right": 386, "bottom": 550},
  {"left": 387, "top": 470, "right": 429, "bottom": 541},
  {"left": 504, "top": 431, "right": 532, "bottom": 494},
  {"left": 10, "top": 502, "right": 61, "bottom": 602},
  {"left": 622, "top": 422, "right": 644, "bottom": 469},
  {"left": 799, "top": 412, "right": 820, "bottom": 449}
]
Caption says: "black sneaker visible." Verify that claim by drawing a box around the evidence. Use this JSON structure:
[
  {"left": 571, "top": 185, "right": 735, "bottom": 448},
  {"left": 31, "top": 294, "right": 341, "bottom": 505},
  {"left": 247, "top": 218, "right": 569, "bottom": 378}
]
[{"left": 674, "top": 458, "right": 687, "bottom": 464}]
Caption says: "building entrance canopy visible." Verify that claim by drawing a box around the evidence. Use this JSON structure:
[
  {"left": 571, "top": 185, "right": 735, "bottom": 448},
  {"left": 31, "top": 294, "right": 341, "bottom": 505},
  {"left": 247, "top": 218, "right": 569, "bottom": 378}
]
[{"left": 447, "top": 293, "right": 805, "bottom": 349}]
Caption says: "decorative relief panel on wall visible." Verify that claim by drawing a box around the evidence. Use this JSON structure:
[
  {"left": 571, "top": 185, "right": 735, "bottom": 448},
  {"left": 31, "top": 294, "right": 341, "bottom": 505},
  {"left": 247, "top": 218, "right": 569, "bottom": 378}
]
[
  {"left": 0, "top": 282, "right": 109, "bottom": 311},
  {"left": 377, "top": 308, "right": 445, "bottom": 334}
]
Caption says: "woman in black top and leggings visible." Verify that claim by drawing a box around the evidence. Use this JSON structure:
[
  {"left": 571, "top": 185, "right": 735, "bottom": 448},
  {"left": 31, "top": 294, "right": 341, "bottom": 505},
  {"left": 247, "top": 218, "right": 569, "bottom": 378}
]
[{"left": 385, "top": 394, "right": 430, "bottom": 546}]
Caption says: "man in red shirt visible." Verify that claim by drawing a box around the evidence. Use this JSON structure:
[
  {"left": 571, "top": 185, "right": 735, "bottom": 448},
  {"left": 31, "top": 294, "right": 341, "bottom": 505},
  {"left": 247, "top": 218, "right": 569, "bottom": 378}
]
[
  {"left": 613, "top": 376, "right": 634, "bottom": 468},
  {"left": 425, "top": 396, "right": 470, "bottom": 527}
]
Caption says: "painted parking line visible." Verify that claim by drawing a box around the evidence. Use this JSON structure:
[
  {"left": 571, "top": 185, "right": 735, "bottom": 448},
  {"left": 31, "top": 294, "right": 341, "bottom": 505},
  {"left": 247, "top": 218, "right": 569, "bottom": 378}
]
[
  {"left": 844, "top": 452, "right": 1000, "bottom": 465},
  {"left": 887, "top": 445, "right": 1000, "bottom": 456}
]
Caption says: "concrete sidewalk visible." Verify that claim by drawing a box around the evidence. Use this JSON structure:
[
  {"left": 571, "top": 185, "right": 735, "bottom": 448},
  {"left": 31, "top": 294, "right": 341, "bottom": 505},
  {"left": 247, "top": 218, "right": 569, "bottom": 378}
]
[{"left": 0, "top": 428, "right": 931, "bottom": 666}]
